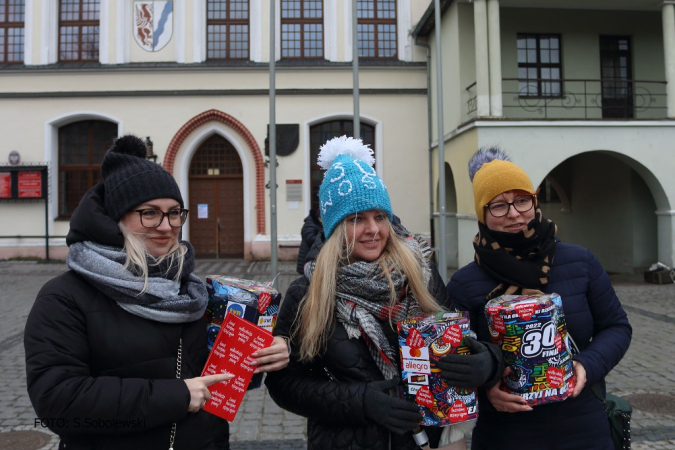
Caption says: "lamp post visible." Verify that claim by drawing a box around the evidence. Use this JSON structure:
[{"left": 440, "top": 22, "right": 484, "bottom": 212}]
[{"left": 144, "top": 137, "right": 157, "bottom": 162}]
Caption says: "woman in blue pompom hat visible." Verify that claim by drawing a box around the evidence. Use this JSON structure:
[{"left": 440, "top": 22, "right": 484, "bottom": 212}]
[{"left": 266, "top": 136, "right": 495, "bottom": 450}]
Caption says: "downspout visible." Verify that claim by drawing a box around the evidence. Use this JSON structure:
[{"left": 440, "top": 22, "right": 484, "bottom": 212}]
[{"left": 412, "top": 33, "right": 437, "bottom": 256}]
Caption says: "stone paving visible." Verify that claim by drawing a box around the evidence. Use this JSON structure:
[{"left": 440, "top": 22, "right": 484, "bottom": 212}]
[{"left": 0, "top": 259, "right": 673, "bottom": 449}]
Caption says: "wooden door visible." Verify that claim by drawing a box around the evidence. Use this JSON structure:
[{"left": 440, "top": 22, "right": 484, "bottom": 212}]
[
  {"left": 600, "top": 36, "right": 633, "bottom": 119},
  {"left": 188, "top": 135, "right": 244, "bottom": 258}
]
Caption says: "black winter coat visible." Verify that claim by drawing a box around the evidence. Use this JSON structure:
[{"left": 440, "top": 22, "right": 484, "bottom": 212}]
[
  {"left": 296, "top": 209, "right": 323, "bottom": 274},
  {"left": 447, "top": 241, "right": 632, "bottom": 450},
  {"left": 266, "top": 238, "right": 451, "bottom": 450},
  {"left": 24, "top": 183, "right": 223, "bottom": 450}
]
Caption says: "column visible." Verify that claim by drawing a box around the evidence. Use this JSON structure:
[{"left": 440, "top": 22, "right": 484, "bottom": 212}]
[
  {"left": 663, "top": 3, "right": 675, "bottom": 118},
  {"left": 657, "top": 210, "right": 675, "bottom": 268},
  {"left": 487, "top": 0, "right": 503, "bottom": 117},
  {"left": 473, "top": 0, "right": 491, "bottom": 117}
]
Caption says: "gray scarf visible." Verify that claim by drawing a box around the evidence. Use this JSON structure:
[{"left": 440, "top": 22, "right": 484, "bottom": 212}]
[
  {"left": 67, "top": 241, "right": 208, "bottom": 323},
  {"left": 306, "top": 227, "right": 433, "bottom": 380}
]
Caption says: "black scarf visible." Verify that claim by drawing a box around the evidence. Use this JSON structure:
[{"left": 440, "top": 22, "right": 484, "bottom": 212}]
[{"left": 474, "top": 208, "right": 557, "bottom": 300}]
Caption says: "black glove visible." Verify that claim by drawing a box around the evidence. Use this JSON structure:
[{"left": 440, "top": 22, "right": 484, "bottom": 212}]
[
  {"left": 437, "top": 337, "right": 498, "bottom": 388},
  {"left": 363, "top": 377, "right": 421, "bottom": 435}
]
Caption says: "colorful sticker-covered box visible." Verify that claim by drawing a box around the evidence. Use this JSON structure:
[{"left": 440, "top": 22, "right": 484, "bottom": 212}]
[
  {"left": 397, "top": 311, "right": 478, "bottom": 426},
  {"left": 484, "top": 293, "right": 576, "bottom": 406}
]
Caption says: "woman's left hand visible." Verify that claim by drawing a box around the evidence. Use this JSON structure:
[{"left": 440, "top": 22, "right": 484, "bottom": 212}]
[
  {"left": 250, "top": 336, "right": 290, "bottom": 373},
  {"left": 571, "top": 360, "right": 587, "bottom": 397}
]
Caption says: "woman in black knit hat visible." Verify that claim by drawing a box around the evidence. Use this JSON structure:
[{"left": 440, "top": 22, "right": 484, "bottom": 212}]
[{"left": 24, "top": 135, "right": 289, "bottom": 449}]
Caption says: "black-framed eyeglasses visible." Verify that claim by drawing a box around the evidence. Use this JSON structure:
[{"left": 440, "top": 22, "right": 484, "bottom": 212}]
[
  {"left": 485, "top": 195, "right": 536, "bottom": 218},
  {"left": 134, "top": 208, "right": 189, "bottom": 228}
]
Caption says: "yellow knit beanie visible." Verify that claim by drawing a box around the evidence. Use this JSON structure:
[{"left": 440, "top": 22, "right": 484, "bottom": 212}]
[{"left": 473, "top": 159, "right": 536, "bottom": 224}]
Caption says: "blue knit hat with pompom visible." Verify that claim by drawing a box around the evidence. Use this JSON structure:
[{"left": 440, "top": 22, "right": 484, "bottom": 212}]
[{"left": 317, "top": 136, "right": 393, "bottom": 238}]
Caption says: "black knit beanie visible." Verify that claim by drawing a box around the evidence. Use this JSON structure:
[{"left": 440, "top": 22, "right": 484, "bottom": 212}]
[{"left": 102, "top": 135, "right": 184, "bottom": 222}]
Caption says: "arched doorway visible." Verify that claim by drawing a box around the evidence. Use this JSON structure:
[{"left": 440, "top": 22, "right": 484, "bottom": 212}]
[
  {"left": 537, "top": 151, "right": 658, "bottom": 273},
  {"left": 188, "top": 135, "right": 244, "bottom": 258}
]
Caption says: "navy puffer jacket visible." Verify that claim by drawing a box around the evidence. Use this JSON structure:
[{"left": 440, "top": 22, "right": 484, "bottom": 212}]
[
  {"left": 447, "top": 241, "right": 631, "bottom": 450},
  {"left": 266, "top": 235, "right": 450, "bottom": 450}
]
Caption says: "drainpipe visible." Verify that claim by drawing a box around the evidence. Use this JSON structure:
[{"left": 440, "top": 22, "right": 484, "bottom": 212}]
[
  {"left": 412, "top": 34, "right": 437, "bottom": 255},
  {"left": 413, "top": 0, "right": 447, "bottom": 280}
]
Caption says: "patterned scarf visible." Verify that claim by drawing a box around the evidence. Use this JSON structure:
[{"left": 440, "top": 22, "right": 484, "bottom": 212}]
[
  {"left": 67, "top": 240, "right": 208, "bottom": 323},
  {"left": 474, "top": 207, "right": 557, "bottom": 300},
  {"left": 305, "top": 226, "right": 433, "bottom": 380}
]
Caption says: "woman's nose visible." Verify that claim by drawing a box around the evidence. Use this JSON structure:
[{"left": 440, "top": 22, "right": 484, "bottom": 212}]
[
  {"left": 363, "top": 218, "right": 378, "bottom": 233},
  {"left": 157, "top": 215, "right": 173, "bottom": 231},
  {"left": 506, "top": 203, "right": 520, "bottom": 218}
]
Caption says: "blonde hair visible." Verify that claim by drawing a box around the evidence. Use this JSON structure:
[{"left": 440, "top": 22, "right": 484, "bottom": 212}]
[
  {"left": 118, "top": 222, "right": 187, "bottom": 294},
  {"left": 295, "top": 217, "right": 443, "bottom": 362}
]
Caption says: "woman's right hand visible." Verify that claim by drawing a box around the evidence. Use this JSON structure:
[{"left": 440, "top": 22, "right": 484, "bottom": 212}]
[
  {"left": 486, "top": 367, "right": 532, "bottom": 413},
  {"left": 184, "top": 373, "right": 233, "bottom": 413}
]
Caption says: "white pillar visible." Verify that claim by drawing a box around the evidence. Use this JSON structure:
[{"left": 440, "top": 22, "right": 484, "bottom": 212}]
[
  {"left": 656, "top": 210, "right": 675, "bottom": 268},
  {"left": 473, "top": 0, "right": 490, "bottom": 117},
  {"left": 487, "top": 0, "right": 503, "bottom": 117},
  {"left": 663, "top": 3, "right": 675, "bottom": 118}
]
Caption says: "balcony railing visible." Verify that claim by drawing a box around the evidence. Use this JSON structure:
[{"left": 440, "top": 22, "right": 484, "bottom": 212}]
[{"left": 466, "top": 78, "right": 668, "bottom": 120}]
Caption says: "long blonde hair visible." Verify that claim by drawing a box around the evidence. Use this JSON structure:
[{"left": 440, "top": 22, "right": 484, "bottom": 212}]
[
  {"left": 118, "top": 222, "right": 187, "bottom": 294},
  {"left": 295, "top": 218, "right": 443, "bottom": 362}
]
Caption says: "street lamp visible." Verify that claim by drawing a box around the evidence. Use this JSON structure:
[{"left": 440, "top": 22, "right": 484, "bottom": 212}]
[{"left": 145, "top": 136, "right": 157, "bottom": 162}]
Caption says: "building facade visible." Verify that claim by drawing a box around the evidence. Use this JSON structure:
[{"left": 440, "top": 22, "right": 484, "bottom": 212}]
[
  {"left": 0, "top": 0, "right": 434, "bottom": 260},
  {"left": 415, "top": 0, "right": 675, "bottom": 274}
]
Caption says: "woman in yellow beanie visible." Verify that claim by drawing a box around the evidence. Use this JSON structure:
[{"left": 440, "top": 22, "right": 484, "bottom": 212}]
[{"left": 445, "top": 147, "right": 632, "bottom": 450}]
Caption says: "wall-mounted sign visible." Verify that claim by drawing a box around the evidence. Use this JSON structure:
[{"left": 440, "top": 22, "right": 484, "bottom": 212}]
[
  {"left": 286, "top": 179, "right": 302, "bottom": 202},
  {"left": 0, "top": 172, "right": 10, "bottom": 198},
  {"left": 0, "top": 166, "right": 48, "bottom": 201},
  {"left": 8, "top": 151, "right": 20, "bottom": 165},
  {"left": 198, "top": 204, "right": 209, "bottom": 219},
  {"left": 18, "top": 171, "right": 42, "bottom": 198},
  {"left": 133, "top": 1, "right": 174, "bottom": 52}
]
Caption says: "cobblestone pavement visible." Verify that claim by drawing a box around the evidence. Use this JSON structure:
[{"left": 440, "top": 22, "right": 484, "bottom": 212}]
[{"left": 0, "top": 259, "right": 673, "bottom": 449}]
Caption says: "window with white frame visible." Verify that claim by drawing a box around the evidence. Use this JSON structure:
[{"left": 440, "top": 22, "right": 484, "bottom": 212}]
[
  {"left": 281, "top": 0, "right": 323, "bottom": 59},
  {"left": 357, "top": 0, "right": 396, "bottom": 59},
  {"left": 207, "top": 0, "right": 249, "bottom": 60},
  {"left": 59, "top": 0, "right": 100, "bottom": 62},
  {"left": 0, "top": 0, "right": 24, "bottom": 63}
]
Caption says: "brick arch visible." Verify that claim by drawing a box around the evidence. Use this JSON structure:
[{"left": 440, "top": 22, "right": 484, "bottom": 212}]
[{"left": 164, "top": 109, "right": 265, "bottom": 234}]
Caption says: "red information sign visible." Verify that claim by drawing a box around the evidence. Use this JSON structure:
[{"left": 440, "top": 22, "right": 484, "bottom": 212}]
[
  {"left": 0, "top": 172, "right": 10, "bottom": 198},
  {"left": 18, "top": 171, "right": 42, "bottom": 198}
]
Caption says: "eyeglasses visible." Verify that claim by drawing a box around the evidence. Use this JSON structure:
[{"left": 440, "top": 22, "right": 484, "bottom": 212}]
[
  {"left": 134, "top": 208, "right": 189, "bottom": 228},
  {"left": 485, "top": 195, "right": 535, "bottom": 218}
]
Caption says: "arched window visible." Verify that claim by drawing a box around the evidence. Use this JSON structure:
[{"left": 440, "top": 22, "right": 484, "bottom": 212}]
[
  {"left": 309, "top": 120, "right": 375, "bottom": 214},
  {"left": 357, "top": 0, "right": 396, "bottom": 59},
  {"left": 58, "top": 120, "right": 117, "bottom": 217}
]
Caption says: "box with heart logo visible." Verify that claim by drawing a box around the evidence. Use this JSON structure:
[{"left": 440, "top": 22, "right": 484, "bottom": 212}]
[
  {"left": 484, "top": 293, "right": 576, "bottom": 406},
  {"left": 397, "top": 311, "right": 478, "bottom": 427},
  {"left": 205, "top": 275, "right": 281, "bottom": 389}
]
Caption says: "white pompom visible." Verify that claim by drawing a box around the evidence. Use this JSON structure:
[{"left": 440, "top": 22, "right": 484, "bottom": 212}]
[{"left": 317, "top": 135, "right": 374, "bottom": 170}]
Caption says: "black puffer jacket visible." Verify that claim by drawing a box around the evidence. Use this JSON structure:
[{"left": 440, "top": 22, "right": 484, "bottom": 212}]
[
  {"left": 296, "top": 208, "right": 323, "bottom": 274},
  {"left": 24, "top": 183, "right": 223, "bottom": 450},
  {"left": 266, "top": 232, "right": 451, "bottom": 450}
]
